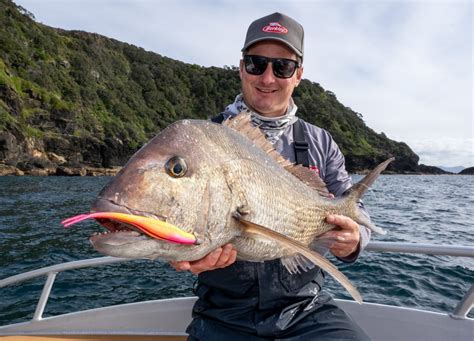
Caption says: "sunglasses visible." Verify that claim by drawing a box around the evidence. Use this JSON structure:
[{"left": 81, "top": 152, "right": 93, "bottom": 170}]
[{"left": 243, "top": 55, "right": 300, "bottom": 79}]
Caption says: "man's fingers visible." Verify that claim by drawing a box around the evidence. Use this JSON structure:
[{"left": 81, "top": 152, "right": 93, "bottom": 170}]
[
  {"left": 170, "top": 261, "right": 191, "bottom": 271},
  {"left": 325, "top": 214, "right": 360, "bottom": 258},
  {"left": 228, "top": 250, "right": 238, "bottom": 265},
  {"left": 331, "top": 241, "right": 358, "bottom": 257},
  {"left": 326, "top": 214, "right": 358, "bottom": 232},
  {"left": 169, "top": 244, "right": 237, "bottom": 274},
  {"left": 189, "top": 248, "right": 222, "bottom": 274},
  {"left": 214, "top": 244, "right": 234, "bottom": 268}
]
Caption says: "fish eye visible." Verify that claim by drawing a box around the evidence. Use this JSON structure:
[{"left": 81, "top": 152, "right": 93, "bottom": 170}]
[{"left": 165, "top": 156, "right": 188, "bottom": 178}]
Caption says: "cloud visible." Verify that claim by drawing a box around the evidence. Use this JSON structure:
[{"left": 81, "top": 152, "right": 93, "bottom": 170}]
[
  {"left": 410, "top": 138, "right": 473, "bottom": 167},
  {"left": 296, "top": 1, "right": 472, "bottom": 166}
]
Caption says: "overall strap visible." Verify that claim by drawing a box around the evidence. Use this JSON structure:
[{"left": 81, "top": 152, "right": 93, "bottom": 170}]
[
  {"left": 293, "top": 118, "right": 309, "bottom": 167},
  {"left": 211, "top": 113, "right": 226, "bottom": 123}
]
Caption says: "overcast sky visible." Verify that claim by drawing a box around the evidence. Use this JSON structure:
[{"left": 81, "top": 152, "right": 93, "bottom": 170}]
[{"left": 14, "top": 0, "right": 473, "bottom": 167}]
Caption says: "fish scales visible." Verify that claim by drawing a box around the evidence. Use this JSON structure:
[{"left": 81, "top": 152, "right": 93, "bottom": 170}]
[{"left": 196, "top": 120, "right": 347, "bottom": 259}]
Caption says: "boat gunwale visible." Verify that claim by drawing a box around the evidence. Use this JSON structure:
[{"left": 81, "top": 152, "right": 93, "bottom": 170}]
[{"left": 0, "top": 241, "right": 473, "bottom": 331}]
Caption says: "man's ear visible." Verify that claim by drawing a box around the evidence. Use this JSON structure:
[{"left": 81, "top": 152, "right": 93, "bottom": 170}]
[
  {"left": 295, "top": 65, "right": 304, "bottom": 86},
  {"left": 239, "top": 59, "right": 244, "bottom": 80}
]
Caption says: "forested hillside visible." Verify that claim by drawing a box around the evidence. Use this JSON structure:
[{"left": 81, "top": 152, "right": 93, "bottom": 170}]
[{"left": 0, "top": 0, "right": 424, "bottom": 175}]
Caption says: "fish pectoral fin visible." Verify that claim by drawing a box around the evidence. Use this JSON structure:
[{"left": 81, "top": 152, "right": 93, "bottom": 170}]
[
  {"left": 236, "top": 205, "right": 251, "bottom": 216},
  {"left": 281, "top": 254, "right": 316, "bottom": 274},
  {"left": 232, "top": 213, "right": 363, "bottom": 304}
]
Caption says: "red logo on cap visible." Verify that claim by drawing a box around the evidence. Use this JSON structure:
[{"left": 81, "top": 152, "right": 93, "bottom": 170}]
[{"left": 262, "top": 22, "right": 288, "bottom": 34}]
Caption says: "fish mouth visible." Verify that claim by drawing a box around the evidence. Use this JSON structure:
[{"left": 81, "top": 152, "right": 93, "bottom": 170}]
[
  {"left": 62, "top": 197, "right": 197, "bottom": 245},
  {"left": 90, "top": 197, "right": 168, "bottom": 238},
  {"left": 89, "top": 219, "right": 147, "bottom": 243}
]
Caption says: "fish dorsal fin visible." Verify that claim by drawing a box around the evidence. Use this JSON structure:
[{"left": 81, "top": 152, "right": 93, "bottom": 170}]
[
  {"left": 223, "top": 113, "right": 331, "bottom": 198},
  {"left": 223, "top": 112, "right": 280, "bottom": 156},
  {"left": 283, "top": 164, "right": 332, "bottom": 198},
  {"left": 232, "top": 211, "right": 363, "bottom": 304}
]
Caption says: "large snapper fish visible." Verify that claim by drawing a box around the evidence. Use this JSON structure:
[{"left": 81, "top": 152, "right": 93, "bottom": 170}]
[{"left": 63, "top": 114, "right": 393, "bottom": 303}]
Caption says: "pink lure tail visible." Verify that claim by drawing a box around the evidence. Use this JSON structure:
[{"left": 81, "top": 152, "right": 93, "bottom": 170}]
[{"left": 61, "top": 212, "right": 197, "bottom": 245}]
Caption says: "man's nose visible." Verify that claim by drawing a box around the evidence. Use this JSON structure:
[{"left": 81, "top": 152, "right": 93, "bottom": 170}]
[{"left": 259, "top": 62, "right": 277, "bottom": 84}]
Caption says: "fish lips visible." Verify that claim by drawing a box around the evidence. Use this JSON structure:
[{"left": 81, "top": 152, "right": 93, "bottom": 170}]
[
  {"left": 89, "top": 230, "right": 149, "bottom": 247},
  {"left": 88, "top": 215, "right": 153, "bottom": 250},
  {"left": 91, "top": 197, "right": 132, "bottom": 215},
  {"left": 89, "top": 198, "right": 197, "bottom": 246},
  {"left": 85, "top": 200, "right": 159, "bottom": 256},
  {"left": 89, "top": 198, "right": 157, "bottom": 244}
]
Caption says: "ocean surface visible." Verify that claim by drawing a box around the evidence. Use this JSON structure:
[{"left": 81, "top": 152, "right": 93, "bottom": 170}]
[{"left": 0, "top": 175, "right": 473, "bottom": 326}]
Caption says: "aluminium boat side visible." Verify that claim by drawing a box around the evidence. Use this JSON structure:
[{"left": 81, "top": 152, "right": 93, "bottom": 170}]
[{"left": 0, "top": 242, "right": 473, "bottom": 341}]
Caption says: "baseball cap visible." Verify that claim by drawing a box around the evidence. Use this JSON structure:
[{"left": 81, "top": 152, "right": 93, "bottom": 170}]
[{"left": 242, "top": 12, "right": 304, "bottom": 60}]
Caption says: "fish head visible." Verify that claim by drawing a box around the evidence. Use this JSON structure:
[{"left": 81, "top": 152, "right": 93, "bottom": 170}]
[{"left": 90, "top": 119, "right": 236, "bottom": 260}]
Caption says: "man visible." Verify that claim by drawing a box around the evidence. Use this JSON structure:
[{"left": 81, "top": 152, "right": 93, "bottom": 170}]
[{"left": 172, "top": 12, "right": 371, "bottom": 340}]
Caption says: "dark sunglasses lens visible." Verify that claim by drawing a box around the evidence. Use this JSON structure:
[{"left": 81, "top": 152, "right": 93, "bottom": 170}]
[
  {"left": 244, "top": 56, "right": 268, "bottom": 75},
  {"left": 273, "top": 59, "right": 297, "bottom": 78}
]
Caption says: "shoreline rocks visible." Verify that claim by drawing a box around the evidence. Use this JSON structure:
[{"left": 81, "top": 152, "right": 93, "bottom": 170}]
[
  {"left": 0, "top": 163, "right": 121, "bottom": 176},
  {"left": 459, "top": 167, "right": 474, "bottom": 175},
  {"left": 1, "top": 162, "right": 470, "bottom": 177}
]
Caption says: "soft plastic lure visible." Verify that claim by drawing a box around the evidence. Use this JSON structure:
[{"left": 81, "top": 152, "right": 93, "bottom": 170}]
[{"left": 62, "top": 212, "right": 197, "bottom": 245}]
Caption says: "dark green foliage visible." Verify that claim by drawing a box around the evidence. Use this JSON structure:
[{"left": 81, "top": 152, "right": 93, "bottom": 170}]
[{"left": 0, "top": 0, "right": 418, "bottom": 171}]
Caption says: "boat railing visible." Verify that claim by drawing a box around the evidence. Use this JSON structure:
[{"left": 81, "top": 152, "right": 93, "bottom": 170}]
[{"left": 1, "top": 241, "right": 473, "bottom": 323}]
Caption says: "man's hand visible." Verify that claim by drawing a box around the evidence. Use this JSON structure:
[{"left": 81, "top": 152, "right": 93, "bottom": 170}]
[
  {"left": 169, "top": 243, "right": 237, "bottom": 275},
  {"left": 323, "top": 215, "right": 360, "bottom": 258}
]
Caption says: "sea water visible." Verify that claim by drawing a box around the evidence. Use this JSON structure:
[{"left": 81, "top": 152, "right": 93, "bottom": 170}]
[{"left": 0, "top": 175, "right": 472, "bottom": 325}]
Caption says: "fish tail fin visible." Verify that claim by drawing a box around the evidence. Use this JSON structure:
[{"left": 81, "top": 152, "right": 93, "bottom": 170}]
[
  {"left": 346, "top": 157, "right": 394, "bottom": 235},
  {"left": 355, "top": 208, "right": 386, "bottom": 235},
  {"left": 348, "top": 157, "right": 394, "bottom": 201}
]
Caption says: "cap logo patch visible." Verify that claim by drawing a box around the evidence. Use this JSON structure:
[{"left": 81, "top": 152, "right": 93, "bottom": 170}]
[{"left": 262, "top": 22, "right": 288, "bottom": 34}]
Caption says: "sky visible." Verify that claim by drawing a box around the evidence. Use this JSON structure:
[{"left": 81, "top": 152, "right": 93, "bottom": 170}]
[{"left": 13, "top": 0, "right": 473, "bottom": 168}]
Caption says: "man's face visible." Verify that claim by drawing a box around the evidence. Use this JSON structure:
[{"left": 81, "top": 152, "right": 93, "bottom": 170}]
[{"left": 239, "top": 41, "right": 303, "bottom": 117}]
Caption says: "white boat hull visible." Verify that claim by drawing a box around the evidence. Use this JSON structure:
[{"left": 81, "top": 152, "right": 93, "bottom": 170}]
[{"left": 0, "top": 296, "right": 472, "bottom": 341}]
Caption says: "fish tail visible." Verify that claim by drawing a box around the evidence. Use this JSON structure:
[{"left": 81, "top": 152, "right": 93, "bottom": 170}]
[
  {"left": 349, "top": 157, "right": 394, "bottom": 201},
  {"left": 346, "top": 157, "right": 394, "bottom": 234}
]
